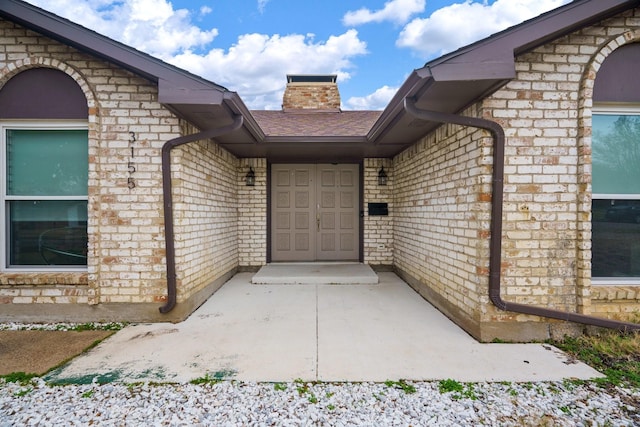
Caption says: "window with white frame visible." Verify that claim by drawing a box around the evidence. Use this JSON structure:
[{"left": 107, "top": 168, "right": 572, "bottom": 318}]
[
  {"left": 1, "top": 123, "right": 88, "bottom": 269},
  {"left": 591, "top": 108, "right": 640, "bottom": 282}
]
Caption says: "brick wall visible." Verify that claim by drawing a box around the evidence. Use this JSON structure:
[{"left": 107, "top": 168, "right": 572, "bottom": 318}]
[
  {"left": 0, "top": 20, "right": 100, "bottom": 308},
  {"left": 393, "top": 106, "right": 493, "bottom": 328},
  {"left": 171, "top": 122, "right": 240, "bottom": 301},
  {"left": 92, "top": 70, "right": 176, "bottom": 307},
  {"left": 576, "top": 13, "right": 640, "bottom": 323},
  {"left": 487, "top": 44, "right": 583, "bottom": 317},
  {"left": 591, "top": 286, "right": 640, "bottom": 322},
  {"left": 238, "top": 158, "right": 267, "bottom": 267},
  {"left": 485, "top": 8, "right": 640, "bottom": 325},
  {"left": 0, "top": 19, "right": 241, "bottom": 319},
  {"left": 363, "top": 159, "right": 393, "bottom": 266},
  {"left": 392, "top": 7, "right": 640, "bottom": 338},
  {"left": 282, "top": 82, "right": 341, "bottom": 110}
]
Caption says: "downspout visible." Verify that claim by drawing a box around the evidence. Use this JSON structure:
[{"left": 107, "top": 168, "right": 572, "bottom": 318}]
[
  {"left": 159, "top": 115, "right": 244, "bottom": 314},
  {"left": 404, "top": 98, "right": 639, "bottom": 332}
]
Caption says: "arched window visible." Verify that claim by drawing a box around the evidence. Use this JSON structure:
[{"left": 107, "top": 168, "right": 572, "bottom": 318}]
[
  {"left": 591, "top": 43, "right": 640, "bottom": 282},
  {"left": 0, "top": 68, "right": 88, "bottom": 269}
]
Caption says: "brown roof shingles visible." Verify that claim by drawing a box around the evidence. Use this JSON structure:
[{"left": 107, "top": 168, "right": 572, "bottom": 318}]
[{"left": 250, "top": 110, "right": 382, "bottom": 138}]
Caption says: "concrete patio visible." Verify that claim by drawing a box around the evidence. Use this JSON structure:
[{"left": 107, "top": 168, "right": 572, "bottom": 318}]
[{"left": 44, "top": 267, "right": 602, "bottom": 384}]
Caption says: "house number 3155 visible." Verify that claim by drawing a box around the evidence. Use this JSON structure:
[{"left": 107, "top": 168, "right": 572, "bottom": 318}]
[{"left": 128, "top": 131, "right": 136, "bottom": 189}]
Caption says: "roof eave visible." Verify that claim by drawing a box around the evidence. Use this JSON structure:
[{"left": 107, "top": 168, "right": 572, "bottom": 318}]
[
  {"left": 427, "top": 0, "right": 639, "bottom": 69},
  {"left": 1, "top": 0, "right": 265, "bottom": 143},
  {"left": 222, "top": 92, "right": 265, "bottom": 142},
  {"left": 367, "top": 69, "right": 430, "bottom": 143},
  {"left": 1, "top": 0, "right": 225, "bottom": 91},
  {"left": 370, "top": 0, "right": 640, "bottom": 149}
]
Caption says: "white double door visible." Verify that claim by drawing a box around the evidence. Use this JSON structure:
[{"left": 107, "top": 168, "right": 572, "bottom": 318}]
[{"left": 271, "top": 164, "right": 359, "bottom": 262}]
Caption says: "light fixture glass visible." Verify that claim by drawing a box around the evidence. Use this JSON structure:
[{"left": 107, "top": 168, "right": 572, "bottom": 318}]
[
  {"left": 378, "top": 166, "right": 388, "bottom": 186},
  {"left": 245, "top": 166, "right": 256, "bottom": 186}
]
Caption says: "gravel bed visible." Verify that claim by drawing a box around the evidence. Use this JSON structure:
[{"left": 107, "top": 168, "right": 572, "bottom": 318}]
[
  {"left": 1, "top": 378, "right": 638, "bottom": 426},
  {"left": 0, "top": 322, "right": 126, "bottom": 331},
  {"left": 1, "top": 322, "right": 639, "bottom": 425}
]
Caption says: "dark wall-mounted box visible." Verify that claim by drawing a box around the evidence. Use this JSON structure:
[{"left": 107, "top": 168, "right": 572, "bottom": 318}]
[{"left": 368, "top": 202, "right": 389, "bottom": 216}]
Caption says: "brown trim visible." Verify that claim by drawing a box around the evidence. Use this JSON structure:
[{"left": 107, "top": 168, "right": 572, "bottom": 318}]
[{"left": 263, "top": 136, "right": 369, "bottom": 144}]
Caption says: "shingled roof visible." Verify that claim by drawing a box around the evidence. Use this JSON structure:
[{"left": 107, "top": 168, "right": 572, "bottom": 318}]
[{"left": 251, "top": 110, "right": 382, "bottom": 138}]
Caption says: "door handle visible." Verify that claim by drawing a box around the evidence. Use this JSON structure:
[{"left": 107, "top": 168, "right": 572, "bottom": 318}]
[{"left": 317, "top": 211, "right": 320, "bottom": 231}]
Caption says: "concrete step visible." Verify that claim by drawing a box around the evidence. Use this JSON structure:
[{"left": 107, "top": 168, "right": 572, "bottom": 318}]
[{"left": 251, "top": 263, "right": 379, "bottom": 285}]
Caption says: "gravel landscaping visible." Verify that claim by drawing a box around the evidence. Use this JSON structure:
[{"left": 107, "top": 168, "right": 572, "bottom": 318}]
[
  {"left": 1, "top": 377, "right": 639, "bottom": 426},
  {"left": 2, "top": 323, "right": 639, "bottom": 425}
]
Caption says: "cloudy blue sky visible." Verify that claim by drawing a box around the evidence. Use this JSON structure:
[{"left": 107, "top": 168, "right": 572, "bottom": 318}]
[{"left": 25, "top": 0, "right": 572, "bottom": 110}]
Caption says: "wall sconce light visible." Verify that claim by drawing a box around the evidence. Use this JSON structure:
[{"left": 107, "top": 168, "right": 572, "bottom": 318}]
[
  {"left": 245, "top": 166, "right": 256, "bottom": 186},
  {"left": 378, "top": 166, "right": 388, "bottom": 186}
]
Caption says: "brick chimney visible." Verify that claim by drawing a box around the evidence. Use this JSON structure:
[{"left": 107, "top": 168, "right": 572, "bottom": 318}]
[{"left": 282, "top": 75, "right": 341, "bottom": 111}]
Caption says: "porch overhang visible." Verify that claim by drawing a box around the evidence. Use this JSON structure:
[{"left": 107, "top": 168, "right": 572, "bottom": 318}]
[
  {"left": 218, "top": 0, "right": 640, "bottom": 160},
  {"left": 218, "top": 137, "right": 400, "bottom": 163}
]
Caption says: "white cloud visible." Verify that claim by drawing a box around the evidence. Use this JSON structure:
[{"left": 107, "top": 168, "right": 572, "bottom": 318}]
[
  {"left": 25, "top": 0, "right": 218, "bottom": 57},
  {"left": 170, "top": 30, "right": 368, "bottom": 109},
  {"left": 24, "top": 0, "right": 368, "bottom": 109},
  {"left": 397, "top": 0, "right": 572, "bottom": 57},
  {"left": 345, "top": 85, "right": 398, "bottom": 110},
  {"left": 343, "top": 0, "right": 425, "bottom": 26}
]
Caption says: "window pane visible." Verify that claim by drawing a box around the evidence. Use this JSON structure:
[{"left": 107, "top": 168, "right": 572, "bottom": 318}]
[
  {"left": 6, "top": 129, "right": 88, "bottom": 196},
  {"left": 592, "top": 115, "right": 640, "bottom": 194},
  {"left": 8, "top": 200, "right": 87, "bottom": 266},
  {"left": 592, "top": 199, "right": 640, "bottom": 277}
]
